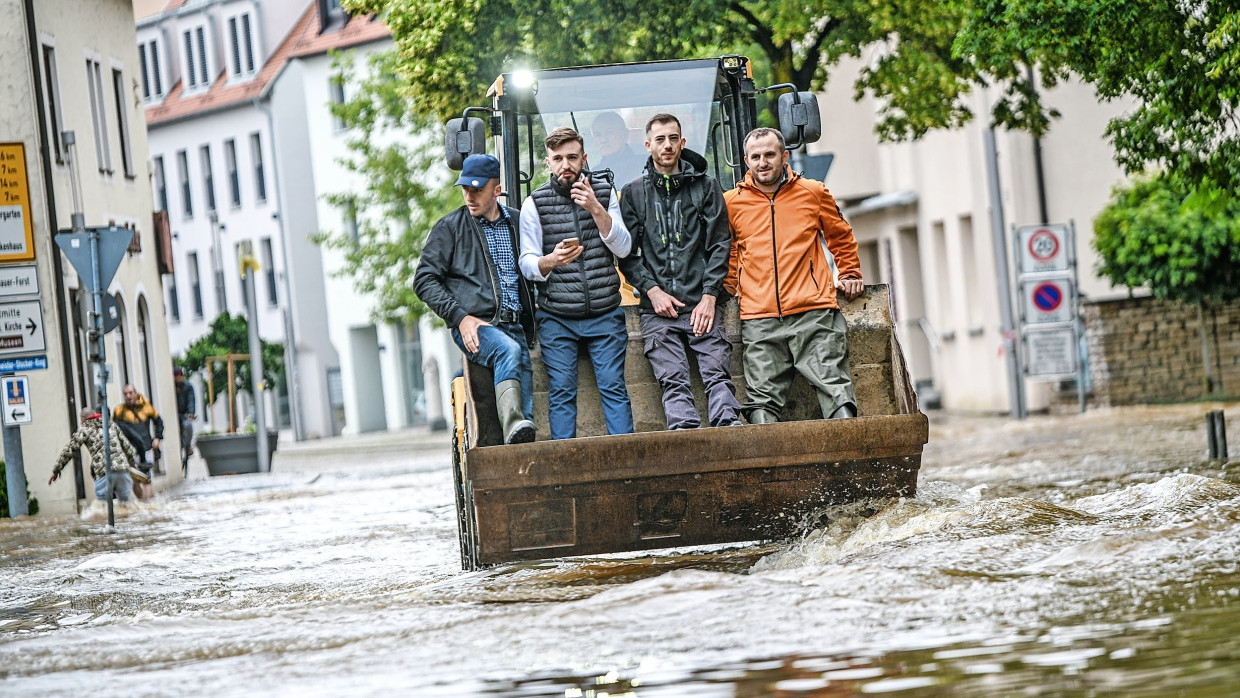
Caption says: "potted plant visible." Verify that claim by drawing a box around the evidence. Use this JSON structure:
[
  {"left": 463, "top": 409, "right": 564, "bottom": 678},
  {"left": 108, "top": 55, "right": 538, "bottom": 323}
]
[{"left": 179, "top": 313, "right": 284, "bottom": 476}]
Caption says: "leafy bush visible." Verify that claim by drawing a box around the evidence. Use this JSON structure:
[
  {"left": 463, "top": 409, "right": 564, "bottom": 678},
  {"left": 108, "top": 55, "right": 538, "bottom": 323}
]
[
  {"left": 178, "top": 312, "right": 284, "bottom": 406},
  {"left": 0, "top": 462, "right": 39, "bottom": 517}
]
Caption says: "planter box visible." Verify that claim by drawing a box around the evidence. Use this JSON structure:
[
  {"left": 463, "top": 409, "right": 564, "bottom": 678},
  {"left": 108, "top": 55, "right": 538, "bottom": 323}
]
[{"left": 198, "top": 431, "right": 279, "bottom": 476}]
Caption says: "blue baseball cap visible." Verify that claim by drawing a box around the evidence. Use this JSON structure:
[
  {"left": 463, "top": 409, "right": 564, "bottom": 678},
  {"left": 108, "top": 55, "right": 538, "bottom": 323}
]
[{"left": 455, "top": 154, "right": 501, "bottom": 187}]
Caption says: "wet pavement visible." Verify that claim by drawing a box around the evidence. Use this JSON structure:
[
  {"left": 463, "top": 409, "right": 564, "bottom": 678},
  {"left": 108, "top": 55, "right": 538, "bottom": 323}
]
[{"left": 1, "top": 402, "right": 1237, "bottom": 696}]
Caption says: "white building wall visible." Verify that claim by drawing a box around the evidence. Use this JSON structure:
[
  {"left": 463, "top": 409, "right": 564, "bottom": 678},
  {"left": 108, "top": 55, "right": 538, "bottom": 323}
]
[
  {"left": 286, "top": 41, "right": 458, "bottom": 435},
  {"left": 4, "top": 0, "right": 181, "bottom": 516},
  {"left": 817, "top": 61, "right": 1134, "bottom": 413}
]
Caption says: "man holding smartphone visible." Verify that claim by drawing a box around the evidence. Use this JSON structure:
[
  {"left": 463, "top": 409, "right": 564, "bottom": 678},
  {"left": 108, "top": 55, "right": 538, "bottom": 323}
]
[
  {"left": 519, "top": 127, "right": 634, "bottom": 439},
  {"left": 619, "top": 113, "right": 743, "bottom": 429}
]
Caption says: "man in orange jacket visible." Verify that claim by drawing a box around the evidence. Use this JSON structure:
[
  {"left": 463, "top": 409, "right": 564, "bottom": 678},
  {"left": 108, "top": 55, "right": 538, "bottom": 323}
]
[{"left": 724, "top": 128, "right": 864, "bottom": 423}]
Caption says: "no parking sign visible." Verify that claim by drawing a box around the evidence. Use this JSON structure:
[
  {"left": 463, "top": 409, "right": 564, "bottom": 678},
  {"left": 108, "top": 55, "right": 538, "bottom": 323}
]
[{"left": 1021, "top": 277, "right": 1074, "bottom": 325}]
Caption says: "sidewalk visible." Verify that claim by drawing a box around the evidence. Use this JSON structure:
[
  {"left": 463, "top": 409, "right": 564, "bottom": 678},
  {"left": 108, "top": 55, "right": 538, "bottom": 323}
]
[{"left": 181, "top": 424, "right": 454, "bottom": 481}]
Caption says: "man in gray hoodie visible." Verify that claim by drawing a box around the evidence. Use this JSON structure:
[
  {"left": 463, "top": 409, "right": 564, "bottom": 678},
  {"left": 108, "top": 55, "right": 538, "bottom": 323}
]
[{"left": 619, "top": 113, "right": 743, "bottom": 429}]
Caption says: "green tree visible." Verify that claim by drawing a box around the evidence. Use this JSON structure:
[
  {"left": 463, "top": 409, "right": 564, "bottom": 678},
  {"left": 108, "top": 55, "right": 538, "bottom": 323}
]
[
  {"left": 1094, "top": 174, "right": 1240, "bottom": 394},
  {"left": 313, "top": 49, "right": 459, "bottom": 323},
  {"left": 955, "top": 1, "right": 1240, "bottom": 191},
  {"left": 346, "top": 0, "right": 995, "bottom": 140},
  {"left": 179, "top": 312, "right": 285, "bottom": 410}
]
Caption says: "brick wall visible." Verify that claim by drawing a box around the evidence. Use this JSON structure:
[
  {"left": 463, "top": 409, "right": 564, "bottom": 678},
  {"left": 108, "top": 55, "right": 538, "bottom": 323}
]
[{"left": 1081, "top": 297, "right": 1240, "bottom": 406}]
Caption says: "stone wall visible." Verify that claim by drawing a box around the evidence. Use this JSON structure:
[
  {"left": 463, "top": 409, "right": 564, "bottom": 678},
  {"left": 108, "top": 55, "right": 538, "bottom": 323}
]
[{"left": 1081, "top": 296, "right": 1240, "bottom": 406}]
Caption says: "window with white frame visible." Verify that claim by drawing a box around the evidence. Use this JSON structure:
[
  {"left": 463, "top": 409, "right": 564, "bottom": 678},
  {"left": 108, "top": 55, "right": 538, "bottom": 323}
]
[
  {"left": 182, "top": 25, "right": 210, "bottom": 90},
  {"left": 86, "top": 57, "right": 111, "bottom": 173},
  {"left": 137, "top": 38, "right": 164, "bottom": 101},
  {"left": 39, "top": 43, "right": 67, "bottom": 163},
  {"left": 330, "top": 77, "right": 346, "bottom": 131},
  {"left": 188, "top": 252, "right": 203, "bottom": 318},
  {"left": 227, "top": 13, "right": 257, "bottom": 79},
  {"left": 224, "top": 139, "right": 240, "bottom": 207},
  {"left": 200, "top": 144, "right": 216, "bottom": 212},
  {"left": 167, "top": 270, "right": 181, "bottom": 323},
  {"left": 177, "top": 149, "right": 192, "bottom": 217},
  {"left": 111, "top": 67, "right": 135, "bottom": 178},
  {"left": 260, "top": 237, "right": 277, "bottom": 305},
  {"left": 153, "top": 155, "right": 168, "bottom": 211},
  {"left": 250, "top": 132, "right": 267, "bottom": 202}
]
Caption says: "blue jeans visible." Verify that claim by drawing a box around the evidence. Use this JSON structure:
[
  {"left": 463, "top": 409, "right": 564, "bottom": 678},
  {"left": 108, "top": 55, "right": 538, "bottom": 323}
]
[
  {"left": 94, "top": 470, "right": 133, "bottom": 503},
  {"left": 537, "top": 307, "right": 634, "bottom": 439},
  {"left": 452, "top": 321, "right": 533, "bottom": 420}
]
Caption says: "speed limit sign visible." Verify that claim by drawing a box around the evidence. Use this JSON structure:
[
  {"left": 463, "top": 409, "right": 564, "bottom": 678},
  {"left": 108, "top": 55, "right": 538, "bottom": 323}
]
[{"left": 1017, "top": 224, "right": 1069, "bottom": 274}]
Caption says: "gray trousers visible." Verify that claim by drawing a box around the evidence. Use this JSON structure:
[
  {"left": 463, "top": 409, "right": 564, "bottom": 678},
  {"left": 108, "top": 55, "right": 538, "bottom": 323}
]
[
  {"left": 741, "top": 307, "right": 857, "bottom": 420},
  {"left": 640, "top": 308, "right": 742, "bottom": 428}
]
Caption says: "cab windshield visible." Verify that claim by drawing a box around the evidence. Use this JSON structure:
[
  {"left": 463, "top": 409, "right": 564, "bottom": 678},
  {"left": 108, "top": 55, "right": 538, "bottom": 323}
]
[{"left": 512, "top": 61, "right": 739, "bottom": 198}]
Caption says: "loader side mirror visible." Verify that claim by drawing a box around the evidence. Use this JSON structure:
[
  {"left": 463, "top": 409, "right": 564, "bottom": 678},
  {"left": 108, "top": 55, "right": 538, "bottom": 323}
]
[
  {"left": 445, "top": 116, "right": 487, "bottom": 170},
  {"left": 777, "top": 91, "right": 822, "bottom": 150}
]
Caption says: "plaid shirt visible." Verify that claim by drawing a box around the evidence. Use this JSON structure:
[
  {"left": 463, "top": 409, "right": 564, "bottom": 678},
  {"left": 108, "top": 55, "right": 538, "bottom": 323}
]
[{"left": 477, "top": 209, "right": 521, "bottom": 314}]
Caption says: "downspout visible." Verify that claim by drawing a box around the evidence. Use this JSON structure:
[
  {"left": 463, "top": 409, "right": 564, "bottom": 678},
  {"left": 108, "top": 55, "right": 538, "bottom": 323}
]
[
  {"left": 1027, "top": 65, "right": 1050, "bottom": 224},
  {"left": 253, "top": 86, "right": 305, "bottom": 442},
  {"left": 25, "top": 0, "right": 87, "bottom": 499}
]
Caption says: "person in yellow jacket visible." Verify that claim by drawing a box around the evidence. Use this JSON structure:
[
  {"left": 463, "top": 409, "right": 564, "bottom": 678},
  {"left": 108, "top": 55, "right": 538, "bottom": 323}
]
[{"left": 724, "top": 127, "right": 864, "bottom": 423}]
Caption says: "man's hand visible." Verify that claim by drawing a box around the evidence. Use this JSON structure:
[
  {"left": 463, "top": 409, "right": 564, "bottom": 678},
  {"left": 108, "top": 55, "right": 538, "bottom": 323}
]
[
  {"left": 647, "top": 286, "right": 685, "bottom": 318},
  {"left": 48, "top": 472, "right": 58, "bottom": 485},
  {"left": 152, "top": 438, "right": 162, "bottom": 450},
  {"left": 837, "top": 278, "right": 864, "bottom": 301},
  {"left": 570, "top": 179, "right": 604, "bottom": 215},
  {"left": 458, "top": 315, "right": 491, "bottom": 354},
  {"left": 690, "top": 294, "right": 717, "bottom": 336},
  {"left": 537, "top": 239, "right": 585, "bottom": 275}
]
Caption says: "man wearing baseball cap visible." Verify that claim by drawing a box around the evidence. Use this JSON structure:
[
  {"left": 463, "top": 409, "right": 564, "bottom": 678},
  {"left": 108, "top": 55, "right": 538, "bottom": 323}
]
[{"left": 414, "top": 153, "right": 537, "bottom": 443}]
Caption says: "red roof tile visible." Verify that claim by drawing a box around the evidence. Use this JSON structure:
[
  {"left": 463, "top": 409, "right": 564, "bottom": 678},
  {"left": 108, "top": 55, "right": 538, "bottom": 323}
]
[{"left": 290, "top": 11, "right": 390, "bottom": 58}]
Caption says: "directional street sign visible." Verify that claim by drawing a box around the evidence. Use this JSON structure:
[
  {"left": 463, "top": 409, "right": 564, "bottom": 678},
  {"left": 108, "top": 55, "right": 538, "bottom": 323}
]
[
  {"left": 1, "top": 375, "right": 31, "bottom": 426},
  {"left": 0, "top": 355, "right": 46, "bottom": 372},
  {"left": 0, "top": 264, "right": 38, "bottom": 298},
  {"left": 0, "top": 299, "right": 45, "bottom": 357},
  {"left": 1021, "top": 277, "right": 1074, "bottom": 325},
  {"left": 1016, "top": 223, "right": 1070, "bottom": 274},
  {"left": 54, "top": 226, "right": 134, "bottom": 293}
]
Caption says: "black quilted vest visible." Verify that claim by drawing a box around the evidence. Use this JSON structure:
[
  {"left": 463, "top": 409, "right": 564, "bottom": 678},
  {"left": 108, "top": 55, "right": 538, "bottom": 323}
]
[{"left": 530, "top": 175, "right": 622, "bottom": 319}]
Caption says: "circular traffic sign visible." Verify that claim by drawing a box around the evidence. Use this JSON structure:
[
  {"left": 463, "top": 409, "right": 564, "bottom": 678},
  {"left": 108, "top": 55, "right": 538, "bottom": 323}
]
[
  {"left": 1032, "top": 281, "right": 1064, "bottom": 312},
  {"left": 1028, "top": 228, "right": 1060, "bottom": 262}
]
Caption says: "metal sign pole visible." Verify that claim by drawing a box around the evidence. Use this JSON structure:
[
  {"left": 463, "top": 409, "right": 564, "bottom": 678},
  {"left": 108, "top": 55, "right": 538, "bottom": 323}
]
[
  {"left": 239, "top": 244, "right": 269, "bottom": 473},
  {"left": 2, "top": 372, "right": 27, "bottom": 517},
  {"left": 90, "top": 227, "right": 115, "bottom": 527},
  {"left": 1070, "top": 220, "right": 1086, "bottom": 413},
  {"left": 985, "top": 127, "right": 1026, "bottom": 419}
]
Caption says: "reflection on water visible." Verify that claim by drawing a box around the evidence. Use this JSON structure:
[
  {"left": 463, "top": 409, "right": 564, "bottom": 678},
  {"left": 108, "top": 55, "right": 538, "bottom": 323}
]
[{"left": 0, "top": 404, "right": 1236, "bottom": 696}]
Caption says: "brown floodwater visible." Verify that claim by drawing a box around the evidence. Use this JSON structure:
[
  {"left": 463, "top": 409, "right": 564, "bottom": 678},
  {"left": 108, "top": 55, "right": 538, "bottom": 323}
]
[{"left": 1, "top": 403, "right": 1237, "bottom": 696}]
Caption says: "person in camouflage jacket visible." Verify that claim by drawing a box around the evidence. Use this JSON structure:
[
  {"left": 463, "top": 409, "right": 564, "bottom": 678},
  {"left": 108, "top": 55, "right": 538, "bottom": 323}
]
[{"left": 49, "top": 408, "right": 140, "bottom": 503}]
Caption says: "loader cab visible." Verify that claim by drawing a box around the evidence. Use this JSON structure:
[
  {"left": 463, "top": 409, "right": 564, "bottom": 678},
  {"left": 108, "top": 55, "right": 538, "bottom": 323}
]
[{"left": 446, "top": 56, "right": 822, "bottom": 207}]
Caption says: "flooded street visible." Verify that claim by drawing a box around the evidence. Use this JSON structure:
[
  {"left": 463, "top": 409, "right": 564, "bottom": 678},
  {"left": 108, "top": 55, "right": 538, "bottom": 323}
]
[{"left": 2, "top": 403, "right": 1238, "bottom": 696}]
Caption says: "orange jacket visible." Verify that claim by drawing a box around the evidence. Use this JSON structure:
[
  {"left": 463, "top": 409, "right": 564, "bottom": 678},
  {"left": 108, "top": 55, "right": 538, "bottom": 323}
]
[{"left": 724, "top": 167, "right": 861, "bottom": 320}]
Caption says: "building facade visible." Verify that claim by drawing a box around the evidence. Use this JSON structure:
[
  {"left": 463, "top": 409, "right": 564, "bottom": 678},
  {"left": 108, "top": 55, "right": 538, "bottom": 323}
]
[
  {"left": 138, "top": 0, "right": 340, "bottom": 439},
  {"left": 815, "top": 56, "right": 1136, "bottom": 413},
  {"left": 270, "top": 6, "right": 458, "bottom": 435},
  {"left": 3, "top": 0, "right": 182, "bottom": 516}
]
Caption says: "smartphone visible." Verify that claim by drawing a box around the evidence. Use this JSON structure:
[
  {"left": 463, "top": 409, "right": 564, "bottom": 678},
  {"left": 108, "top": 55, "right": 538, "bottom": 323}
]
[{"left": 563, "top": 237, "right": 580, "bottom": 249}]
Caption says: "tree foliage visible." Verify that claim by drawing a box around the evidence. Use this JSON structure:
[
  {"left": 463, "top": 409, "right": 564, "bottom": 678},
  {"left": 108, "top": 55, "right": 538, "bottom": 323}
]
[
  {"left": 313, "top": 49, "right": 458, "bottom": 322},
  {"left": 345, "top": 0, "right": 992, "bottom": 140},
  {"left": 179, "top": 312, "right": 285, "bottom": 405},
  {"left": 1094, "top": 175, "right": 1240, "bottom": 305},
  {"left": 956, "top": 1, "right": 1240, "bottom": 190}
]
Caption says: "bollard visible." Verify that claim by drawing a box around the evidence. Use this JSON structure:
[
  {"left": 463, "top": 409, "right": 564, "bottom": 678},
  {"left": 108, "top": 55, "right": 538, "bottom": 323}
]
[
  {"left": 1214, "top": 411, "right": 1228, "bottom": 460},
  {"left": 1207, "top": 411, "right": 1229, "bottom": 460},
  {"left": 1207, "top": 411, "right": 1219, "bottom": 459}
]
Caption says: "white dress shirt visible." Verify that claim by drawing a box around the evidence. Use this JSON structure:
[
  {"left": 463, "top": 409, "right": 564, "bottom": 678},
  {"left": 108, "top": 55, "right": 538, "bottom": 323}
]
[{"left": 518, "top": 187, "right": 631, "bottom": 282}]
